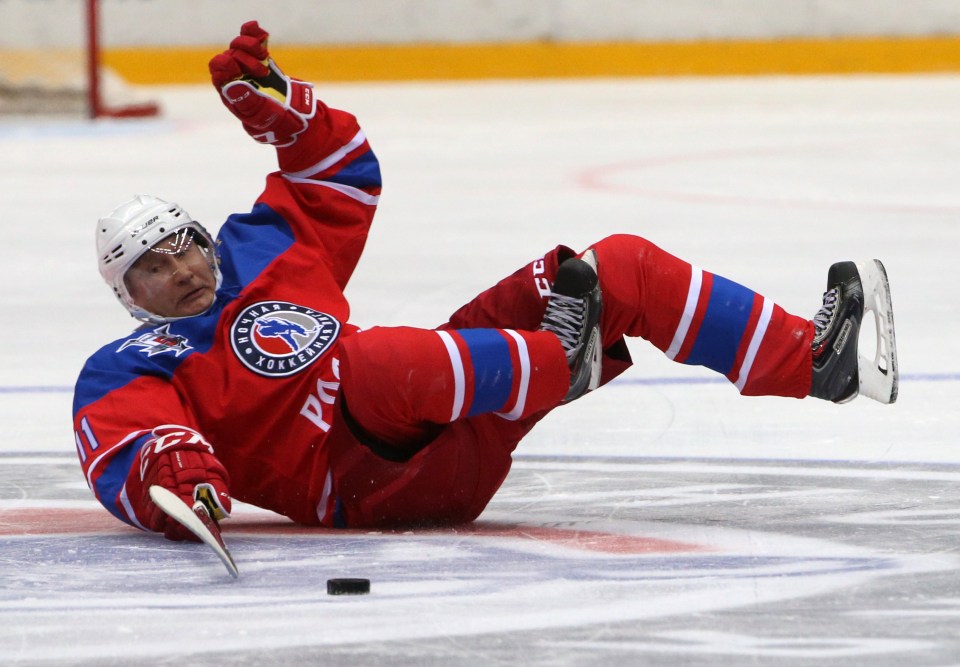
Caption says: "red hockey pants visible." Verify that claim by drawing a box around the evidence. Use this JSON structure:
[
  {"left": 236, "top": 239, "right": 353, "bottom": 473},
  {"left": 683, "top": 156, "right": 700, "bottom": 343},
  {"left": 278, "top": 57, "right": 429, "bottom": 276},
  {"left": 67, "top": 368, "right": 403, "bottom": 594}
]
[{"left": 323, "top": 234, "right": 813, "bottom": 528}]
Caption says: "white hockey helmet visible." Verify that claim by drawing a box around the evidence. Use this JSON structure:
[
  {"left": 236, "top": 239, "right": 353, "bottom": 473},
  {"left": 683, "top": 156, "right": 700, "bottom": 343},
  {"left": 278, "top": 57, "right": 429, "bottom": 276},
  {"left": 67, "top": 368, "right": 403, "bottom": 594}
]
[{"left": 96, "top": 194, "right": 221, "bottom": 323}]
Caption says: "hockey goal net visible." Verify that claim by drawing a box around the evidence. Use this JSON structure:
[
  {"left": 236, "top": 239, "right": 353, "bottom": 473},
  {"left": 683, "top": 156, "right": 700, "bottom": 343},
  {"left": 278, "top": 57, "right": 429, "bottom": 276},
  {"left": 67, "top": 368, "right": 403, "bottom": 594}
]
[{"left": 0, "top": 0, "right": 158, "bottom": 118}]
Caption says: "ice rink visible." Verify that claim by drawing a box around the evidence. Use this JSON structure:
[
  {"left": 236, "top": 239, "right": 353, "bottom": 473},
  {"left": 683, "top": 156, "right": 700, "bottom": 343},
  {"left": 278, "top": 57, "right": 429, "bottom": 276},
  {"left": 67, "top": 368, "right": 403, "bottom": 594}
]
[{"left": 2, "top": 74, "right": 959, "bottom": 665}]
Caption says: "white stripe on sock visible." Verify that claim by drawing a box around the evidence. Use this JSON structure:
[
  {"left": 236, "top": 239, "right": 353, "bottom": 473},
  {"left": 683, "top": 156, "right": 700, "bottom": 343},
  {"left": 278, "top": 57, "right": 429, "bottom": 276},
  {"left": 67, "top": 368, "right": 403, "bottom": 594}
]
[
  {"left": 666, "top": 265, "right": 703, "bottom": 360},
  {"left": 735, "top": 297, "right": 774, "bottom": 392},
  {"left": 496, "top": 330, "right": 530, "bottom": 421},
  {"left": 436, "top": 331, "right": 466, "bottom": 421}
]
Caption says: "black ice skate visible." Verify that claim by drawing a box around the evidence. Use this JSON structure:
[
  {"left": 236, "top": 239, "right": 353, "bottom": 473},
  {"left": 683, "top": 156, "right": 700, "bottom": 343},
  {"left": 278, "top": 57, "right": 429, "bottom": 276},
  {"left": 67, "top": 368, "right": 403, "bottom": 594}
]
[
  {"left": 540, "top": 251, "right": 603, "bottom": 403},
  {"left": 810, "top": 260, "right": 898, "bottom": 404}
]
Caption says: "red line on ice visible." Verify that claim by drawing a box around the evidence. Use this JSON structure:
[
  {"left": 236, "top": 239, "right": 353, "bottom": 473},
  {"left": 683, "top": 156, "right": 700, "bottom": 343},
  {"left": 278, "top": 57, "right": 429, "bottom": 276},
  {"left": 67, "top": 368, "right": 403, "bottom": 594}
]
[{"left": 1, "top": 509, "right": 710, "bottom": 555}]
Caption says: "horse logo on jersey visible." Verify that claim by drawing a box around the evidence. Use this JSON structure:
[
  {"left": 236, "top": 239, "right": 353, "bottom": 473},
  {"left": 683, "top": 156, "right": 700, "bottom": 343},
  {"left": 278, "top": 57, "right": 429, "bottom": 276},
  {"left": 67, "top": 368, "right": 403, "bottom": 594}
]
[
  {"left": 118, "top": 324, "right": 193, "bottom": 357},
  {"left": 230, "top": 301, "right": 341, "bottom": 377}
]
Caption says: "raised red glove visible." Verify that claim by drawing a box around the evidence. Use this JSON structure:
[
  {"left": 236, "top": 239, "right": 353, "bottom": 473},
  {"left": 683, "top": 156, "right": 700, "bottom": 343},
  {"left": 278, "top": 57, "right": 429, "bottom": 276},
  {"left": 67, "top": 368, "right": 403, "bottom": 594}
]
[
  {"left": 127, "top": 425, "right": 232, "bottom": 541},
  {"left": 209, "top": 21, "right": 315, "bottom": 146}
]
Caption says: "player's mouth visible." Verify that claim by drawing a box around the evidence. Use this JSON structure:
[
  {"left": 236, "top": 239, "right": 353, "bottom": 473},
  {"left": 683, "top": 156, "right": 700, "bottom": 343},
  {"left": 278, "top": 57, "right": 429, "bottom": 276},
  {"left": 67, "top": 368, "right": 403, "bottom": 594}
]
[{"left": 179, "top": 285, "right": 213, "bottom": 309}]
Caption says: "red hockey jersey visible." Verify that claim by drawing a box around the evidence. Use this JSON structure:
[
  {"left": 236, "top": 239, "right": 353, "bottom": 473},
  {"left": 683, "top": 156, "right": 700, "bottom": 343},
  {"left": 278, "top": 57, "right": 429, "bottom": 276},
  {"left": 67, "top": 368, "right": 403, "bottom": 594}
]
[{"left": 72, "top": 100, "right": 381, "bottom": 529}]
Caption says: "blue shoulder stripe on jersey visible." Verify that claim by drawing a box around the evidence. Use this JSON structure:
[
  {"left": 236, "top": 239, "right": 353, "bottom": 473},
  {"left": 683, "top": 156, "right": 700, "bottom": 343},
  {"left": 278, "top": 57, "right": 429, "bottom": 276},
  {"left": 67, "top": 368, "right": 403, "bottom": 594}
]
[
  {"left": 459, "top": 329, "right": 514, "bottom": 417},
  {"left": 324, "top": 149, "right": 382, "bottom": 192},
  {"left": 684, "top": 275, "right": 755, "bottom": 376},
  {"left": 217, "top": 203, "right": 296, "bottom": 292},
  {"left": 95, "top": 433, "right": 150, "bottom": 524},
  {"left": 72, "top": 303, "right": 221, "bottom": 412}
]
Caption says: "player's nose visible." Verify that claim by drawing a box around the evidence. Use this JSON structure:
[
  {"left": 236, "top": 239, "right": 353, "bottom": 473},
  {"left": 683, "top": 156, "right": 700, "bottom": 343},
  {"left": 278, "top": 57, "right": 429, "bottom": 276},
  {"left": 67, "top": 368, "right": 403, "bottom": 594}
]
[{"left": 169, "top": 258, "right": 196, "bottom": 282}]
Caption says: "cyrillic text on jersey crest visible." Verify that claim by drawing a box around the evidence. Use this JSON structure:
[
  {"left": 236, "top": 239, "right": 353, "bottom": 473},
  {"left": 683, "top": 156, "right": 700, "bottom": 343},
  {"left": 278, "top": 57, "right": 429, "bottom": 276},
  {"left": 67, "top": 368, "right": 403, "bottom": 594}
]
[{"left": 230, "top": 301, "right": 341, "bottom": 377}]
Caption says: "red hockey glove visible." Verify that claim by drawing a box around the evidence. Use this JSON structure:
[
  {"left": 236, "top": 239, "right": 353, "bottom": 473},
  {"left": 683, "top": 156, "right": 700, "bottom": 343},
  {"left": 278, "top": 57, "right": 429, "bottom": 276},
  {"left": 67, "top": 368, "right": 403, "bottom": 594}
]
[
  {"left": 128, "top": 425, "right": 232, "bottom": 541},
  {"left": 209, "top": 21, "right": 316, "bottom": 147}
]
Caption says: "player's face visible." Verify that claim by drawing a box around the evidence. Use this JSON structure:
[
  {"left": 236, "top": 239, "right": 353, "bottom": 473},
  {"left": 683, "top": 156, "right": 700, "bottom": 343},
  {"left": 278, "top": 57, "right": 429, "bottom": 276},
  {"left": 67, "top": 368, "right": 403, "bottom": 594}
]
[{"left": 125, "top": 230, "right": 217, "bottom": 318}]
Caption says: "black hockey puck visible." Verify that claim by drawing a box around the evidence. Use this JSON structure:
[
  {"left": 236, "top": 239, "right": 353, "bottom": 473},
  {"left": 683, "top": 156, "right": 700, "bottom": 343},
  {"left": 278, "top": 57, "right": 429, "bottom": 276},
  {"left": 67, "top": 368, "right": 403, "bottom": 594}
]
[{"left": 326, "top": 578, "right": 371, "bottom": 595}]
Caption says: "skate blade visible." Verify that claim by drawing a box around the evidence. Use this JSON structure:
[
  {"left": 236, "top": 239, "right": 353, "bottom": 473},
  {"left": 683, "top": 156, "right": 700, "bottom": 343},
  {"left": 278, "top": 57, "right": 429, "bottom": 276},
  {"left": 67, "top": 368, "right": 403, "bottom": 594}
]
[
  {"left": 587, "top": 331, "right": 603, "bottom": 393},
  {"left": 856, "top": 259, "right": 898, "bottom": 404},
  {"left": 583, "top": 247, "right": 602, "bottom": 394}
]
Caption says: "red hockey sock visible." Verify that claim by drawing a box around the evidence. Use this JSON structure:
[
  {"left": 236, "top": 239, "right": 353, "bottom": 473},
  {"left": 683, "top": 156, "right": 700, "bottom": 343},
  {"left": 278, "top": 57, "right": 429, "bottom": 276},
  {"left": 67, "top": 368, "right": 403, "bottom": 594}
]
[
  {"left": 592, "top": 234, "right": 813, "bottom": 397},
  {"left": 339, "top": 326, "right": 569, "bottom": 446}
]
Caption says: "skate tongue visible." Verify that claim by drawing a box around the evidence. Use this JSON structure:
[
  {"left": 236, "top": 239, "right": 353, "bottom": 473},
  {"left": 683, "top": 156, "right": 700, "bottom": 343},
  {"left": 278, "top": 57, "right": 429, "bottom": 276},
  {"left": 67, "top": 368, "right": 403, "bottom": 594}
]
[
  {"left": 552, "top": 259, "right": 597, "bottom": 298},
  {"left": 826, "top": 261, "right": 859, "bottom": 289}
]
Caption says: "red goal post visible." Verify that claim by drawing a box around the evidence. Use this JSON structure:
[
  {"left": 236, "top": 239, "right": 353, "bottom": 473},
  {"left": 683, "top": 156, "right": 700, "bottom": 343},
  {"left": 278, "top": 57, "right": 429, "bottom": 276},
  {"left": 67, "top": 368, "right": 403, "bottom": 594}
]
[
  {"left": 0, "top": 0, "right": 159, "bottom": 118},
  {"left": 85, "top": 0, "right": 159, "bottom": 118}
]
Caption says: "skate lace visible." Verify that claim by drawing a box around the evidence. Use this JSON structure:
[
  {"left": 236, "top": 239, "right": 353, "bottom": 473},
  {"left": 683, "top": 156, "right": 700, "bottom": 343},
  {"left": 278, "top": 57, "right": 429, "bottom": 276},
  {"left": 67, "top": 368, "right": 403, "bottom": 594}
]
[
  {"left": 541, "top": 293, "right": 585, "bottom": 357},
  {"left": 812, "top": 287, "right": 838, "bottom": 341}
]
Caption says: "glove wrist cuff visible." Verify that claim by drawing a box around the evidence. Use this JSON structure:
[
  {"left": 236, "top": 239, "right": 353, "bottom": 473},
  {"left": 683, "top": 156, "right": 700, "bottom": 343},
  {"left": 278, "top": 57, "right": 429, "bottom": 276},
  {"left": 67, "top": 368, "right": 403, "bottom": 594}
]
[{"left": 285, "top": 79, "right": 316, "bottom": 118}]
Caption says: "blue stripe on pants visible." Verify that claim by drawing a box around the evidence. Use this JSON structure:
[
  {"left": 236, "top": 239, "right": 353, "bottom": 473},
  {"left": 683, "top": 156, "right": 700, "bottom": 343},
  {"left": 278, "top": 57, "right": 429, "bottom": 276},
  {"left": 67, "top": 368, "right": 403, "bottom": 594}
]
[
  {"left": 458, "top": 329, "right": 514, "bottom": 417},
  {"left": 684, "top": 275, "right": 755, "bottom": 376}
]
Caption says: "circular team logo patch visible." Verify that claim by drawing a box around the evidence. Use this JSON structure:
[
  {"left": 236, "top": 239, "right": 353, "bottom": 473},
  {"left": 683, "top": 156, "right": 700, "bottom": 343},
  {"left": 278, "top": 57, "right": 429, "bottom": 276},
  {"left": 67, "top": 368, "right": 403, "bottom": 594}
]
[{"left": 230, "top": 301, "right": 341, "bottom": 377}]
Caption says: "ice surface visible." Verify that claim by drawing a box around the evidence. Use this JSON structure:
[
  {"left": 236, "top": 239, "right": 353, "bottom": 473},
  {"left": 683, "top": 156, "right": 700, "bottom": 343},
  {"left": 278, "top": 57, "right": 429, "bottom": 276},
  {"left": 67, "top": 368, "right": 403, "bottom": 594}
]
[{"left": 1, "top": 75, "right": 959, "bottom": 665}]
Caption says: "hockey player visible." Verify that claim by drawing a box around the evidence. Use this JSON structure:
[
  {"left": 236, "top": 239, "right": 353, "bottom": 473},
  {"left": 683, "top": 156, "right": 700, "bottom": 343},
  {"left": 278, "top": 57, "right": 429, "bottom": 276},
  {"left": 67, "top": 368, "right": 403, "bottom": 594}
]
[{"left": 73, "top": 22, "right": 898, "bottom": 541}]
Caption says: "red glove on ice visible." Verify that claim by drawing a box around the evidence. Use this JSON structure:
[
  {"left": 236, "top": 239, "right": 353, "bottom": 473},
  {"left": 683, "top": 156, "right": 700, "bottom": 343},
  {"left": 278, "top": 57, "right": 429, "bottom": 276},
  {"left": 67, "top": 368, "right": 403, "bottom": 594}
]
[
  {"left": 128, "top": 425, "right": 232, "bottom": 541},
  {"left": 209, "top": 21, "right": 315, "bottom": 146}
]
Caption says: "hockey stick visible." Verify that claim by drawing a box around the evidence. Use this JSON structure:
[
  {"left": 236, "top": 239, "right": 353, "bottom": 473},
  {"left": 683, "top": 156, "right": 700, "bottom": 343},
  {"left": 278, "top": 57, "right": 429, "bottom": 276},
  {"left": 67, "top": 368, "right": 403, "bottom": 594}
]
[{"left": 149, "top": 485, "right": 239, "bottom": 579}]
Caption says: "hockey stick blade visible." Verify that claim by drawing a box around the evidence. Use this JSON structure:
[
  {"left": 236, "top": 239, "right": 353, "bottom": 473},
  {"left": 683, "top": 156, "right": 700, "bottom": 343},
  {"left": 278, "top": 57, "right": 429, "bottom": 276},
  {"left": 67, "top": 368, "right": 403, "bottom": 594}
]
[{"left": 149, "top": 485, "right": 239, "bottom": 579}]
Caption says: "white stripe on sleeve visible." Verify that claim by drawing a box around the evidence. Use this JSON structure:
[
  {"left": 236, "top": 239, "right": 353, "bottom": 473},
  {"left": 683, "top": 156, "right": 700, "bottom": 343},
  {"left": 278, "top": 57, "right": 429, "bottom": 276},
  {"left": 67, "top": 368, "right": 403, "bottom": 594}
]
[
  {"left": 285, "top": 130, "right": 368, "bottom": 179},
  {"left": 280, "top": 177, "right": 380, "bottom": 206}
]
